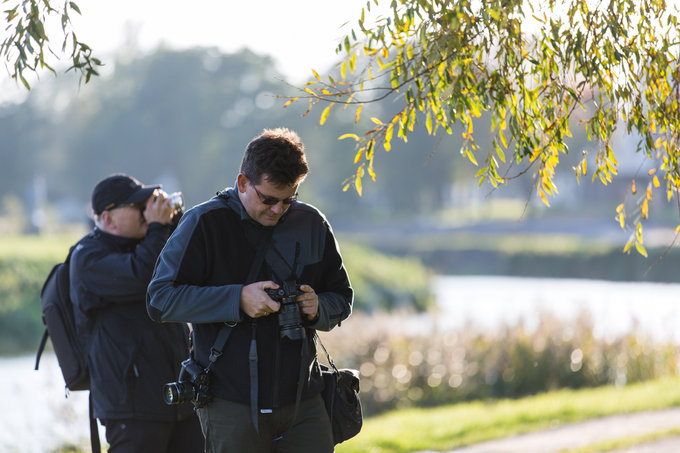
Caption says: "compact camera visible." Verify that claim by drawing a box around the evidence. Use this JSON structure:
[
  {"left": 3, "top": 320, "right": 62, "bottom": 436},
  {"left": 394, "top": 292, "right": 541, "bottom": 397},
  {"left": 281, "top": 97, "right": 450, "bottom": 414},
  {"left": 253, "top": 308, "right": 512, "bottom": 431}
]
[
  {"left": 169, "top": 191, "right": 184, "bottom": 211},
  {"left": 265, "top": 280, "right": 306, "bottom": 341},
  {"left": 162, "top": 357, "right": 211, "bottom": 407}
]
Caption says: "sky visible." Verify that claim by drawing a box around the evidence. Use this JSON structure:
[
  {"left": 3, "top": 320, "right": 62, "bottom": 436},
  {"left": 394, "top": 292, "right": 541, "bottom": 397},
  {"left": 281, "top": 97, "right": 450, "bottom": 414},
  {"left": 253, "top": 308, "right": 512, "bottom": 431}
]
[
  {"left": 0, "top": 0, "right": 390, "bottom": 100},
  {"left": 74, "top": 0, "right": 385, "bottom": 81}
]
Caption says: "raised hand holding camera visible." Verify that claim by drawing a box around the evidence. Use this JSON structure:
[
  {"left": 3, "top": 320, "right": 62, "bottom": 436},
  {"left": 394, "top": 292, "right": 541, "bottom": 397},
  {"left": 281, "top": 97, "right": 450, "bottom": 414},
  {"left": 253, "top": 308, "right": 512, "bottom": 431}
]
[{"left": 143, "top": 190, "right": 173, "bottom": 224}]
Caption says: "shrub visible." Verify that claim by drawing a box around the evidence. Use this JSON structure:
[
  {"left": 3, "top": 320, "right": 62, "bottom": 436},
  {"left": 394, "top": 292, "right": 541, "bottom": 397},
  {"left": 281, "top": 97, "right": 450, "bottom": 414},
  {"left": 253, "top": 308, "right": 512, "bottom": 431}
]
[{"left": 317, "top": 310, "right": 680, "bottom": 416}]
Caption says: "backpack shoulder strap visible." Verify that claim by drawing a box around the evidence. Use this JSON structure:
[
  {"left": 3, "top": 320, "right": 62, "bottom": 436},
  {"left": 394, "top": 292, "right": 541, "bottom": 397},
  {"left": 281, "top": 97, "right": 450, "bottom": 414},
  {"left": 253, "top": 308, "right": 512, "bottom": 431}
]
[{"left": 89, "top": 392, "right": 101, "bottom": 453}]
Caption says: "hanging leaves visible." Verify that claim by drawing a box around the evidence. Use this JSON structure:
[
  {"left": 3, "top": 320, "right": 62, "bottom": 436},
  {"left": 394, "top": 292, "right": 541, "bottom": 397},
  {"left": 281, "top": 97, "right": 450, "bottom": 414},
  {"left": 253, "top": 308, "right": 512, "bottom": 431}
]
[{"left": 279, "top": 0, "right": 680, "bottom": 255}]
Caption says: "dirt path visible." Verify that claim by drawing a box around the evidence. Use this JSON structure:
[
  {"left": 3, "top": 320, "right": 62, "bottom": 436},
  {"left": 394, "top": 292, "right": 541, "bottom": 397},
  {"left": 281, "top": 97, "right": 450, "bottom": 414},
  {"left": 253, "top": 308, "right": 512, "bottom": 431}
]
[{"left": 414, "top": 408, "right": 680, "bottom": 453}]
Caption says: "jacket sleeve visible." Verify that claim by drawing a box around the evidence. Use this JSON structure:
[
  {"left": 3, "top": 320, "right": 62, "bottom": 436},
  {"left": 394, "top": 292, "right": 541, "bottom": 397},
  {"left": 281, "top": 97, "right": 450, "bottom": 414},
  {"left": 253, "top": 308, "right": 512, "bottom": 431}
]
[
  {"left": 310, "top": 225, "right": 353, "bottom": 332},
  {"left": 146, "top": 208, "right": 243, "bottom": 324},
  {"left": 70, "top": 223, "right": 170, "bottom": 313}
]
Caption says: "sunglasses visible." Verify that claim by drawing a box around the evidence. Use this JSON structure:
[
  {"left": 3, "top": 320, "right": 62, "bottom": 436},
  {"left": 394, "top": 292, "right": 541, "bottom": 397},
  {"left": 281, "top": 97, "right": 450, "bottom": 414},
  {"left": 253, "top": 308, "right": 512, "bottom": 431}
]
[{"left": 251, "top": 184, "right": 298, "bottom": 205}]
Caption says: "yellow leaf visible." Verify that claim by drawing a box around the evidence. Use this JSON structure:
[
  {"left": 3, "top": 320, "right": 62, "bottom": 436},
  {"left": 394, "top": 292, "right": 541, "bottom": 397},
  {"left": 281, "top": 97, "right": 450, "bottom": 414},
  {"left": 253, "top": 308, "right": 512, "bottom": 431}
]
[
  {"left": 353, "top": 147, "right": 364, "bottom": 164},
  {"left": 355, "top": 104, "right": 363, "bottom": 123},
  {"left": 653, "top": 175, "right": 660, "bottom": 188},
  {"left": 312, "top": 69, "right": 322, "bottom": 82},
  {"left": 371, "top": 117, "right": 382, "bottom": 125},
  {"left": 355, "top": 172, "right": 363, "bottom": 196},
  {"left": 635, "top": 242, "right": 648, "bottom": 257},
  {"left": 641, "top": 199, "right": 648, "bottom": 219},
  {"left": 304, "top": 87, "right": 315, "bottom": 96},
  {"left": 623, "top": 240, "right": 632, "bottom": 253},
  {"left": 466, "top": 149, "right": 478, "bottom": 166},
  {"left": 338, "top": 133, "right": 359, "bottom": 141},
  {"left": 320, "top": 104, "right": 332, "bottom": 125},
  {"left": 368, "top": 166, "right": 376, "bottom": 181},
  {"left": 283, "top": 98, "right": 297, "bottom": 108},
  {"left": 631, "top": 180, "right": 637, "bottom": 194},
  {"left": 385, "top": 124, "right": 393, "bottom": 150}
]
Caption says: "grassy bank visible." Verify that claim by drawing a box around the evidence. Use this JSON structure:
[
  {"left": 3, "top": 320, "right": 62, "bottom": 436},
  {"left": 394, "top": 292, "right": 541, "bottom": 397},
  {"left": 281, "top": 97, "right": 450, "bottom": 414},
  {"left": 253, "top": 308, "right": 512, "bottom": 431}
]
[{"left": 336, "top": 376, "right": 680, "bottom": 453}]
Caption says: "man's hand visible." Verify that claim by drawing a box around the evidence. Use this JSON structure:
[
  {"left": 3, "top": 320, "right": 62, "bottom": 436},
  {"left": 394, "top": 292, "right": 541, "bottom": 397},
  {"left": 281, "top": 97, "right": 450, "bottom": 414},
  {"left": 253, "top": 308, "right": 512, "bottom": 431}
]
[
  {"left": 296, "top": 284, "right": 319, "bottom": 321},
  {"left": 240, "top": 281, "right": 281, "bottom": 318},
  {"left": 143, "top": 190, "right": 173, "bottom": 224}
]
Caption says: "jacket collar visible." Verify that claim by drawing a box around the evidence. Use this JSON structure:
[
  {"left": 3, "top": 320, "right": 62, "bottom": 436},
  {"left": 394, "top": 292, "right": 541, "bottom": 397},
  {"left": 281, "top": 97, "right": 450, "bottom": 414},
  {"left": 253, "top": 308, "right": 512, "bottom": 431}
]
[{"left": 93, "top": 227, "right": 142, "bottom": 248}]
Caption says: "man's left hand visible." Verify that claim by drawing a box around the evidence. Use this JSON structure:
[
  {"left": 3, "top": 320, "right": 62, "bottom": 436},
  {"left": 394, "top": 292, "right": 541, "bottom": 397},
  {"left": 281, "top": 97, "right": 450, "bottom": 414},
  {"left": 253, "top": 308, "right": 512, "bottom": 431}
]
[{"left": 296, "top": 285, "right": 319, "bottom": 321}]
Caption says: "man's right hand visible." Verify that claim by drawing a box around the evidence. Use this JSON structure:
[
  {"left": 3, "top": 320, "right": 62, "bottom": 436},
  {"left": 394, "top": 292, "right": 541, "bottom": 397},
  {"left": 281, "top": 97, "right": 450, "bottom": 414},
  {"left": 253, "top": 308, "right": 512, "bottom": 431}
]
[
  {"left": 143, "top": 190, "right": 174, "bottom": 225},
  {"left": 240, "top": 281, "right": 281, "bottom": 318}
]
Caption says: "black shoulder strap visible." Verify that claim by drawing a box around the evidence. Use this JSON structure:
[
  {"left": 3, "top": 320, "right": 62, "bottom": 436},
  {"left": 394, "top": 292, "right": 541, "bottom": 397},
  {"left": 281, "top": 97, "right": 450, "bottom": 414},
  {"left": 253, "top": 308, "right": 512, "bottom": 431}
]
[
  {"left": 202, "top": 220, "right": 274, "bottom": 436},
  {"left": 89, "top": 393, "right": 101, "bottom": 453},
  {"left": 205, "top": 229, "right": 273, "bottom": 369}
]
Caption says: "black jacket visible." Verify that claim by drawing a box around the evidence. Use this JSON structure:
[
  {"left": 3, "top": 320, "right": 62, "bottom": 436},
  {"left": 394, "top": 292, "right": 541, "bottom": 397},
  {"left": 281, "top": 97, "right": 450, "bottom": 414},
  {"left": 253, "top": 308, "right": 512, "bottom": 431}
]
[
  {"left": 70, "top": 223, "right": 195, "bottom": 421},
  {"left": 147, "top": 188, "right": 353, "bottom": 408}
]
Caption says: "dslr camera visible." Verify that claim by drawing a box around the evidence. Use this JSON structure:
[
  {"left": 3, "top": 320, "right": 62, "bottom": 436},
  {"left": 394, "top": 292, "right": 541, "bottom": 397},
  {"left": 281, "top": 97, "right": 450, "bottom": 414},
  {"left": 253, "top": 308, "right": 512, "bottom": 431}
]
[
  {"left": 265, "top": 280, "right": 307, "bottom": 341},
  {"left": 163, "top": 357, "right": 211, "bottom": 407}
]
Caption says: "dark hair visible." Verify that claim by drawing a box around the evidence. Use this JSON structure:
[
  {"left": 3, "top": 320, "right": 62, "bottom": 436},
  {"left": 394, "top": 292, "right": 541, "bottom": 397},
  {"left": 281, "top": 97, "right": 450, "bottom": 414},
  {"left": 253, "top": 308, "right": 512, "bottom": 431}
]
[{"left": 240, "top": 128, "right": 309, "bottom": 187}]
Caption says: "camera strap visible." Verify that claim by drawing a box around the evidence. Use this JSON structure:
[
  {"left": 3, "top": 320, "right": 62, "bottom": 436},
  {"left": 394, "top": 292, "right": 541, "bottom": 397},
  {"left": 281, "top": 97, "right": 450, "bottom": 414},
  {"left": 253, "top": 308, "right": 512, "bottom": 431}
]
[{"left": 203, "top": 228, "right": 273, "bottom": 434}]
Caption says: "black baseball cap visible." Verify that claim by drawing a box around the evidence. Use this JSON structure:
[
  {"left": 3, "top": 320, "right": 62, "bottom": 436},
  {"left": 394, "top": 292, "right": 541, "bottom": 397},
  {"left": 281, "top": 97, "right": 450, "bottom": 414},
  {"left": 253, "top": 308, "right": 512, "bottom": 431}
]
[{"left": 92, "top": 174, "right": 161, "bottom": 215}]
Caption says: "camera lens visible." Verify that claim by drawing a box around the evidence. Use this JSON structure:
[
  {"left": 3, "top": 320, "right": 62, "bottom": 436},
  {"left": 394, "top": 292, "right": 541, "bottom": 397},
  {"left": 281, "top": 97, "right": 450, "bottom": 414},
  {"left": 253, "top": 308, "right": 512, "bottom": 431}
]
[
  {"left": 278, "top": 301, "right": 306, "bottom": 341},
  {"left": 162, "top": 381, "right": 193, "bottom": 405},
  {"left": 169, "top": 192, "right": 184, "bottom": 211}
]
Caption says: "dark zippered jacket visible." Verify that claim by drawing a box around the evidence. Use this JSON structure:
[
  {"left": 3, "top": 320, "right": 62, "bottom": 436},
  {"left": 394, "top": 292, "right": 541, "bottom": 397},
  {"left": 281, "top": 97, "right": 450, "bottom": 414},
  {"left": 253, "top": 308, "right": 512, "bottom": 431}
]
[
  {"left": 70, "top": 223, "right": 195, "bottom": 421},
  {"left": 146, "top": 188, "right": 353, "bottom": 408}
]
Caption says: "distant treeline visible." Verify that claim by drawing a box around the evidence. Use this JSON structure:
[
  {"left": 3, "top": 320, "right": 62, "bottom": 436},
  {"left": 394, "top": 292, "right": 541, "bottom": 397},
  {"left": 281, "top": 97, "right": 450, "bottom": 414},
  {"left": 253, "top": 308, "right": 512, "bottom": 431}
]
[
  {"left": 0, "top": 47, "right": 467, "bottom": 230},
  {"left": 419, "top": 247, "right": 680, "bottom": 282}
]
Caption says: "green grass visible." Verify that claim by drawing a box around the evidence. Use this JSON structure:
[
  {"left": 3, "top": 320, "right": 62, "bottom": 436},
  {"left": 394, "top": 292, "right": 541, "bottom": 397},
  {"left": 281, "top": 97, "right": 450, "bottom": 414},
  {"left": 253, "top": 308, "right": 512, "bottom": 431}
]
[
  {"left": 336, "top": 376, "right": 680, "bottom": 453},
  {"left": 0, "top": 233, "right": 83, "bottom": 261}
]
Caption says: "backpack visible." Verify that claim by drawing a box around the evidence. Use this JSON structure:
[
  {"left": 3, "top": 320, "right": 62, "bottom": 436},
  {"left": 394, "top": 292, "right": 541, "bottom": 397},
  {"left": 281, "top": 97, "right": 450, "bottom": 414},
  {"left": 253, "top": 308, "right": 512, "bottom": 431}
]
[
  {"left": 34, "top": 241, "right": 89, "bottom": 390},
  {"left": 34, "top": 238, "right": 101, "bottom": 453}
]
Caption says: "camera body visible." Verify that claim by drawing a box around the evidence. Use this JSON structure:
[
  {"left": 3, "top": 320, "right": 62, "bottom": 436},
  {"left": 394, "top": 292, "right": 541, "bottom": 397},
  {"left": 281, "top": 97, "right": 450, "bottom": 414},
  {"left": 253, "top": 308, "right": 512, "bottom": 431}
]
[
  {"left": 163, "top": 357, "right": 211, "bottom": 407},
  {"left": 265, "top": 280, "right": 307, "bottom": 341}
]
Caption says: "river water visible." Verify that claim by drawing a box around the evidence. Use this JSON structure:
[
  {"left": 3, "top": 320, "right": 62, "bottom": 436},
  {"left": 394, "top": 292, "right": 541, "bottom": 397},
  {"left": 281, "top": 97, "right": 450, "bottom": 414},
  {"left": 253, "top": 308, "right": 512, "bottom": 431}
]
[
  {"left": 2, "top": 276, "right": 679, "bottom": 451},
  {"left": 431, "top": 276, "right": 680, "bottom": 342}
]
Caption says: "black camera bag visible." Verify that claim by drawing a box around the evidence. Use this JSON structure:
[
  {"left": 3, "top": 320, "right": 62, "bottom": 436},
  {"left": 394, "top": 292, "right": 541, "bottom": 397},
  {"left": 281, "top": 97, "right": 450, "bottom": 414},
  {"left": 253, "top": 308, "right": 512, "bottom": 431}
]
[{"left": 317, "top": 336, "right": 363, "bottom": 444}]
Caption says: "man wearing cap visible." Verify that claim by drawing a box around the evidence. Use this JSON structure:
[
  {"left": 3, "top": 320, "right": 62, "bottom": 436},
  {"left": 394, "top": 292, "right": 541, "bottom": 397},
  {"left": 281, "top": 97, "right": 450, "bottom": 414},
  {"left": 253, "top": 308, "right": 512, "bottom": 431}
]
[{"left": 70, "top": 173, "right": 204, "bottom": 452}]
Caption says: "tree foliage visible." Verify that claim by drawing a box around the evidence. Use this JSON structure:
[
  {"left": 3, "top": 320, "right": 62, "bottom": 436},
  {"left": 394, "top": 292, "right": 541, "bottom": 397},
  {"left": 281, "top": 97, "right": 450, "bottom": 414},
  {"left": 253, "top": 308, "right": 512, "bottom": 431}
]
[
  {"left": 1, "top": 0, "right": 100, "bottom": 88},
  {"left": 292, "top": 0, "right": 680, "bottom": 256}
]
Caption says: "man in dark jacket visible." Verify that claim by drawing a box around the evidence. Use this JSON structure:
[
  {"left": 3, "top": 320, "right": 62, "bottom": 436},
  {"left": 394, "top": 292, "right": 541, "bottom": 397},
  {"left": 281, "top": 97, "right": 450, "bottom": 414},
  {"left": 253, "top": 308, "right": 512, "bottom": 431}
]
[
  {"left": 147, "top": 128, "right": 353, "bottom": 452},
  {"left": 70, "top": 173, "right": 203, "bottom": 452}
]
